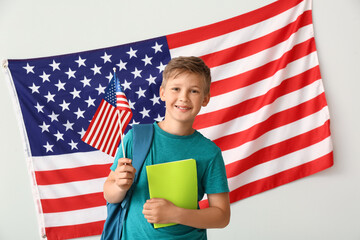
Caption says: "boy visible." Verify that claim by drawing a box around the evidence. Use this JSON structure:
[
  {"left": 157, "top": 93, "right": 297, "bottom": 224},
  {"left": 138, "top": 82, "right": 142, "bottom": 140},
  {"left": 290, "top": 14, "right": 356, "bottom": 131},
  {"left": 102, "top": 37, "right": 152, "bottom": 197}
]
[{"left": 103, "top": 56, "right": 230, "bottom": 239}]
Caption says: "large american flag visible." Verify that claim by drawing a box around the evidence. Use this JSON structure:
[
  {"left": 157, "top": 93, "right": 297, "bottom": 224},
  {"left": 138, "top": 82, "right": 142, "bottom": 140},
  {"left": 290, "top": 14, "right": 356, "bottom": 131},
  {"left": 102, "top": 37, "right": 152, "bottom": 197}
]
[{"left": 4, "top": 0, "right": 333, "bottom": 239}]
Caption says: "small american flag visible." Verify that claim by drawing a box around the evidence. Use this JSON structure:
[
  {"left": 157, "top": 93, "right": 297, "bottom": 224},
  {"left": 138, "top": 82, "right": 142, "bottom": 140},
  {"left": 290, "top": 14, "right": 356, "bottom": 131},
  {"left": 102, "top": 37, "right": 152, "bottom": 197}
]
[
  {"left": 4, "top": 0, "right": 333, "bottom": 239},
  {"left": 82, "top": 73, "right": 132, "bottom": 157}
]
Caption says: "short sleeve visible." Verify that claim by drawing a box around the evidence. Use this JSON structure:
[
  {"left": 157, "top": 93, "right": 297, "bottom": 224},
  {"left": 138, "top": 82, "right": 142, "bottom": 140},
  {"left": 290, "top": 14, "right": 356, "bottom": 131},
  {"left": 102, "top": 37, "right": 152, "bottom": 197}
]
[
  {"left": 202, "top": 150, "right": 229, "bottom": 194},
  {"left": 110, "top": 129, "right": 134, "bottom": 171}
]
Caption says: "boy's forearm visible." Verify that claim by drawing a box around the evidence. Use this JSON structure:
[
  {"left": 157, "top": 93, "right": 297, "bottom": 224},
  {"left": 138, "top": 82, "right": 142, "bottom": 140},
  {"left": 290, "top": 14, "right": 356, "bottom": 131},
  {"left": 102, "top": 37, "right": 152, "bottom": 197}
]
[
  {"left": 173, "top": 205, "right": 230, "bottom": 229},
  {"left": 103, "top": 180, "right": 127, "bottom": 203}
]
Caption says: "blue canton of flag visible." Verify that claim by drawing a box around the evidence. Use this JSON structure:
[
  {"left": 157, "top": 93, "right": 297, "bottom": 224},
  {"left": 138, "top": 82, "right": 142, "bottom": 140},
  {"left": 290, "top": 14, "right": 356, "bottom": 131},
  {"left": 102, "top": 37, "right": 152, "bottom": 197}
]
[
  {"left": 8, "top": 36, "right": 170, "bottom": 157},
  {"left": 104, "top": 74, "right": 121, "bottom": 107}
]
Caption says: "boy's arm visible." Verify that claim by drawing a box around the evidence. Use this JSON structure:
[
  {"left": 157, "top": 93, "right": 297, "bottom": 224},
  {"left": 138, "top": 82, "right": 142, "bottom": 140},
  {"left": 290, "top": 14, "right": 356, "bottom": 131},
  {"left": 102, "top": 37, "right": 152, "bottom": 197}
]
[
  {"left": 103, "top": 158, "right": 136, "bottom": 204},
  {"left": 143, "top": 192, "right": 230, "bottom": 229}
]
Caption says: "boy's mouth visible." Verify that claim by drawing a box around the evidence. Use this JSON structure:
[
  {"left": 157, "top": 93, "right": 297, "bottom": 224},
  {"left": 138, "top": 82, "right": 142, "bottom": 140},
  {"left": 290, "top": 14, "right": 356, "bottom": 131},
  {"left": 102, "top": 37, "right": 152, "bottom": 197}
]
[{"left": 175, "top": 105, "right": 191, "bottom": 110}]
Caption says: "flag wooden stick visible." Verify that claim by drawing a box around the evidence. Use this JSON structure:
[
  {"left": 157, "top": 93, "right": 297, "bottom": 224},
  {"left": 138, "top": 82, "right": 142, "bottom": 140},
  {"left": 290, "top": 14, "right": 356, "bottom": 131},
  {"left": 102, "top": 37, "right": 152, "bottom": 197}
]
[
  {"left": 114, "top": 67, "right": 126, "bottom": 158},
  {"left": 117, "top": 111, "right": 126, "bottom": 158}
]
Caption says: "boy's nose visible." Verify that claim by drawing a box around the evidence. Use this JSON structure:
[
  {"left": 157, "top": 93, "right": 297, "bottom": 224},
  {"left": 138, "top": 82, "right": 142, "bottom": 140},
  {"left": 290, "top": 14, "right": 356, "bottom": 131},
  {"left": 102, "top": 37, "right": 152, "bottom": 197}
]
[{"left": 178, "top": 91, "right": 189, "bottom": 102}]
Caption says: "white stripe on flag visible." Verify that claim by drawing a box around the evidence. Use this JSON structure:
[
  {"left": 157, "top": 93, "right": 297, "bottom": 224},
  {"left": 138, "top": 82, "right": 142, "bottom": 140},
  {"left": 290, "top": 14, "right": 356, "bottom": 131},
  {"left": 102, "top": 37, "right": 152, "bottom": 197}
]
[
  {"left": 208, "top": 24, "right": 314, "bottom": 83},
  {"left": 38, "top": 177, "right": 106, "bottom": 199},
  {"left": 201, "top": 52, "right": 319, "bottom": 115},
  {"left": 227, "top": 136, "right": 333, "bottom": 191},
  {"left": 169, "top": 0, "right": 311, "bottom": 58},
  {"left": 222, "top": 106, "right": 330, "bottom": 165},
  {"left": 32, "top": 151, "right": 113, "bottom": 171},
  {"left": 43, "top": 206, "right": 107, "bottom": 228},
  {"left": 199, "top": 80, "right": 325, "bottom": 140}
]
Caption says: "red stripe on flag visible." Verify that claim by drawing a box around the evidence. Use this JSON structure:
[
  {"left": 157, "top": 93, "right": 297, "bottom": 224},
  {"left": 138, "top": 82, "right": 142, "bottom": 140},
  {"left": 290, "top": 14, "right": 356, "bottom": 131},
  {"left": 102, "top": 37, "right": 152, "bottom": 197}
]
[
  {"left": 209, "top": 37, "right": 317, "bottom": 97},
  {"left": 83, "top": 100, "right": 112, "bottom": 146},
  {"left": 102, "top": 120, "right": 120, "bottom": 157},
  {"left": 35, "top": 164, "right": 111, "bottom": 185},
  {"left": 194, "top": 65, "right": 321, "bottom": 131},
  {"left": 95, "top": 106, "right": 116, "bottom": 149},
  {"left": 82, "top": 100, "right": 107, "bottom": 142},
  {"left": 41, "top": 192, "right": 106, "bottom": 213},
  {"left": 98, "top": 110, "right": 118, "bottom": 154},
  {"left": 226, "top": 120, "right": 331, "bottom": 178},
  {"left": 228, "top": 152, "right": 334, "bottom": 203},
  {"left": 199, "top": 151, "right": 333, "bottom": 209},
  {"left": 214, "top": 92, "right": 328, "bottom": 152},
  {"left": 167, "top": 0, "right": 303, "bottom": 49},
  {"left": 201, "top": 10, "right": 313, "bottom": 68},
  {"left": 45, "top": 221, "right": 105, "bottom": 240}
]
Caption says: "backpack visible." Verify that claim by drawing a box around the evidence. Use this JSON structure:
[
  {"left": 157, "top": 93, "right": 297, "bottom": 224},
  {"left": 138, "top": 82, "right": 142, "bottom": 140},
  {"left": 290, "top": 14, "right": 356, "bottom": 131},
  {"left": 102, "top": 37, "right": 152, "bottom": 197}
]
[{"left": 100, "top": 124, "right": 154, "bottom": 240}]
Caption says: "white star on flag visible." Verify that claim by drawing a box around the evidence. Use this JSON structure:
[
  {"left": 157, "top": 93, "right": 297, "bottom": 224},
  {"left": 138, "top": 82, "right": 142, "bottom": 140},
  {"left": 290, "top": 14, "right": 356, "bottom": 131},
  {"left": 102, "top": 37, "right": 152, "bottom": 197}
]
[
  {"left": 44, "top": 91, "right": 55, "bottom": 102},
  {"left": 55, "top": 80, "right": 66, "bottom": 91},
  {"left": 43, "top": 142, "right": 54, "bottom": 152},
  {"left": 65, "top": 68, "right": 76, "bottom": 79},
  {"left": 70, "top": 88, "right": 81, "bottom": 99},
  {"left": 80, "top": 77, "right": 92, "bottom": 87},
  {"left": 152, "top": 42, "right": 163, "bottom": 53},
  {"left": 63, "top": 120, "right": 74, "bottom": 131},
  {"left": 101, "top": 52, "right": 112, "bottom": 63},
  {"left": 117, "top": 59, "right": 127, "bottom": 70},
  {"left": 54, "top": 131, "right": 64, "bottom": 141},
  {"left": 91, "top": 64, "right": 102, "bottom": 75},
  {"left": 95, "top": 84, "right": 106, "bottom": 95},
  {"left": 156, "top": 62, "right": 166, "bottom": 72},
  {"left": 59, "top": 100, "right": 70, "bottom": 111},
  {"left": 75, "top": 56, "right": 86, "bottom": 67},
  {"left": 48, "top": 111, "right": 59, "bottom": 122},
  {"left": 142, "top": 55, "right": 153, "bottom": 66},
  {"left": 139, "top": 107, "right": 151, "bottom": 118},
  {"left": 49, "top": 60, "right": 61, "bottom": 71},
  {"left": 127, "top": 47, "right": 137, "bottom": 58},
  {"left": 131, "top": 67, "right": 142, "bottom": 79},
  {"left": 68, "top": 140, "right": 78, "bottom": 150},
  {"left": 146, "top": 74, "right": 157, "bottom": 85},
  {"left": 40, "top": 71, "right": 51, "bottom": 82},
  {"left": 39, "top": 122, "right": 50, "bottom": 133},
  {"left": 135, "top": 87, "right": 146, "bottom": 99},
  {"left": 34, "top": 102, "right": 44, "bottom": 113},
  {"left": 23, "top": 63, "right": 35, "bottom": 74},
  {"left": 29, "top": 83, "right": 40, "bottom": 94}
]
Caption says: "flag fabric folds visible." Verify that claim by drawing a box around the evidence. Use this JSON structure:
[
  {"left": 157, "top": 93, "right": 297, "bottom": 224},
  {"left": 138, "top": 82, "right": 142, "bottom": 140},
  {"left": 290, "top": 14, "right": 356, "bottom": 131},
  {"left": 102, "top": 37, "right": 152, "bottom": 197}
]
[
  {"left": 82, "top": 73, "right": 132, "bottom": 157},
  {"left": 3, "top": 0, "right": 333, "bottom": 239}
]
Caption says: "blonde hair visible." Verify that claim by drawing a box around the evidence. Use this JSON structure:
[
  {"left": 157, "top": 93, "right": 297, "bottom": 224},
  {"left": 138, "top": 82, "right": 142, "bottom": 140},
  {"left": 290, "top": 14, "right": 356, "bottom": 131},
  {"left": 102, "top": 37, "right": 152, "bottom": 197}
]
[{"left": 162, "top": 56, "right": 211, "bottom": 95}]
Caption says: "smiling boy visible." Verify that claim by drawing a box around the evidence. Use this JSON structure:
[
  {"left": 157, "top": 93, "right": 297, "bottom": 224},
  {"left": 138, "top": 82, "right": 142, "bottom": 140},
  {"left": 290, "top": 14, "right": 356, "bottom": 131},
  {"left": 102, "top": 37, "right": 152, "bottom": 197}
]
[{"left": 103, "top": 56, "right": 230, "bottom": 239}]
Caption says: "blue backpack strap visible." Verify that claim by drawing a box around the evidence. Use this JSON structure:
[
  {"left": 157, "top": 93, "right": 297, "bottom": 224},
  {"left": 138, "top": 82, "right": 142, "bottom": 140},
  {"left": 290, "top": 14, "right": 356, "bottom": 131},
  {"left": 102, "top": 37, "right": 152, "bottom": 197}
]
[
  {"left": 131, "top": 123, "right": 154, "bottom": 182},
  {"left": 101, "top": 124, "right": 154, "bottom": 240},
  {"left": 120, "top": 124, "right": 154, "bottom": 208}
]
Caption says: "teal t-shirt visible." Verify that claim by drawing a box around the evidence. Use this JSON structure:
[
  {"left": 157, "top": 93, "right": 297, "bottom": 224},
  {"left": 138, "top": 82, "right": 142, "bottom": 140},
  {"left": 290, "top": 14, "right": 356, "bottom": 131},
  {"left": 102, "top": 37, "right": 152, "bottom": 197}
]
[{"left": 110, "top": 122, "right": 229, "bottom": 240}]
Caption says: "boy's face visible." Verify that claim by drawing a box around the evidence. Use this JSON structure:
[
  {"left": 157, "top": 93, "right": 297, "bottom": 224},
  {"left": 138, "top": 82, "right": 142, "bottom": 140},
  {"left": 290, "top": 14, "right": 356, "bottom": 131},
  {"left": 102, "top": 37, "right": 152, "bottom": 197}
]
[{"left": 160, "top": 72, "right": 210, "bottom": 126}]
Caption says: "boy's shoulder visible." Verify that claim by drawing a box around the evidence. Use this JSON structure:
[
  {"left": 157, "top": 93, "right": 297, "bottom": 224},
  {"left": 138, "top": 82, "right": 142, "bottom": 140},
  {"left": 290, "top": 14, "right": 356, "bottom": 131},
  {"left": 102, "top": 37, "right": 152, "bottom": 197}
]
[{"left": 195, "top": 130, "right": 221, "bottom": 150}]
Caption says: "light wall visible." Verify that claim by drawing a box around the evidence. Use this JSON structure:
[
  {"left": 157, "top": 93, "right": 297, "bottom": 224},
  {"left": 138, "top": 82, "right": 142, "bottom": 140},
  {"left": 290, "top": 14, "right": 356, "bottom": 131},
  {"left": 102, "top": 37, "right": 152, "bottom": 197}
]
[{"left": 0, "top": 0, "right": 359, "bottom": 239}]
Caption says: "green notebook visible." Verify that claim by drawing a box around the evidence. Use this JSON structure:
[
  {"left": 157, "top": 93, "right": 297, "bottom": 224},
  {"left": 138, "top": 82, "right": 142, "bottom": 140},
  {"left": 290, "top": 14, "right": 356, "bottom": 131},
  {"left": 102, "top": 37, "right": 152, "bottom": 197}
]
[{"left": 146, "top": 159, "right": 198, "bottom": 228}]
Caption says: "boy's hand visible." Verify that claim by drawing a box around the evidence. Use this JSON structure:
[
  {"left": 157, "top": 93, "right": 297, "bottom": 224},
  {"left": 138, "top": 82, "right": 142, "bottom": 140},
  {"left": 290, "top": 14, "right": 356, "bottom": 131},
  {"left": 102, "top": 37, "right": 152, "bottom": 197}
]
[
  {"left": 114, "top": 158, "right": 136, "bottom": 192},
  {"left": 142, "top": 198, "right": 178, "bottom": 224}
]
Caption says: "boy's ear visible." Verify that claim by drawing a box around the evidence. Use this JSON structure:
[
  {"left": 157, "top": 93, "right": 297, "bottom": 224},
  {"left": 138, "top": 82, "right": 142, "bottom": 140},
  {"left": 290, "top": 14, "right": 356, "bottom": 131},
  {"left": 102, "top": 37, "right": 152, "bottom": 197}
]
[
  {"left": 159, "top": 86, "right": 165, "bottom": 101},
  {"left": 202, "top": 93, "right": 210, "bottom": 107}
]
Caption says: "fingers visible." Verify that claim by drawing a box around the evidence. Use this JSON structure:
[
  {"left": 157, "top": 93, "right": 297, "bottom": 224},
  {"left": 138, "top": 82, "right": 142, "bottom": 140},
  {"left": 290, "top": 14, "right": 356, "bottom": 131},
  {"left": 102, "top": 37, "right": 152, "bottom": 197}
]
[
  {"left": 116, "top": 158, "right": 136, "bottom": 174},
  {"left": 142, "top": 199, "right": 173, "bottom": 224},
  {"left": 142, "top": 205, "right": 155, "bottom": 223},
  {"left": 117, "top": 158, "right": 132, "bottom": 166},
  {"left": 114, "top": 158, "right": 136, "bottom": 189}
]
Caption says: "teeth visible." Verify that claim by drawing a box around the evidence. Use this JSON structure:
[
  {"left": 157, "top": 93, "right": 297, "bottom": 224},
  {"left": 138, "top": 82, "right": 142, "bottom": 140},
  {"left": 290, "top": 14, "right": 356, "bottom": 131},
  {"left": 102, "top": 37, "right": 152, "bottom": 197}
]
[{"left": 176, "top": 106, "right": 189, "bottom": 110}]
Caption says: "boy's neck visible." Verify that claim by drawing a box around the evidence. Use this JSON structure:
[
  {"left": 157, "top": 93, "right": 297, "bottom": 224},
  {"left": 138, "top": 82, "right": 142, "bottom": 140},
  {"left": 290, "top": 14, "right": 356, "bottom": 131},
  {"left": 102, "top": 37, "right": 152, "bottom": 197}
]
[{"left": 157, "top": 120, "right": 195, "bottom": 136}]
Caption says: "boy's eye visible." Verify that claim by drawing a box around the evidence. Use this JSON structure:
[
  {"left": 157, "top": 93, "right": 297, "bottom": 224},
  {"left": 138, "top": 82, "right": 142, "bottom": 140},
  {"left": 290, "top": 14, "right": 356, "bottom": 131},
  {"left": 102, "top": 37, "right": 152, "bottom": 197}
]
[
  {"left": 190, "top": 89, "right": 200, "bottom": 94},
  {"left": 171, "top": 87, "right": 180, "bottom": 91}
]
